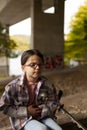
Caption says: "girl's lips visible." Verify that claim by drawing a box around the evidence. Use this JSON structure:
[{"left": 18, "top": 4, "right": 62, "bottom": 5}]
[{"left": 35, "top": 71, "right": 40, "bottom": 74}]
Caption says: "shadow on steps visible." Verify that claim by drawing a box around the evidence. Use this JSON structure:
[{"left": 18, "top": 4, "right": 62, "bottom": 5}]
[{"left": 61, "top": 118, "right": 87, "bottom": 130}]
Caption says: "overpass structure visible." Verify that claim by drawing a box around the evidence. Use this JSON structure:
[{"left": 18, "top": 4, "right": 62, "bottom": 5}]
[{"left": 0, "top": 0, "right": 65, "bottom": 70}]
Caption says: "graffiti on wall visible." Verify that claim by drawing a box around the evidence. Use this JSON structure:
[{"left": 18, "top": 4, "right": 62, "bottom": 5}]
[{"left": 44, "top": 52, "right": 63, "bottom": 70}]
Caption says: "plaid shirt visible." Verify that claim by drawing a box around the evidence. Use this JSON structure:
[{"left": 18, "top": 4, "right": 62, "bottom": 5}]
[{"left": 0, "top": 73, "right": 57, "bottom": 130}]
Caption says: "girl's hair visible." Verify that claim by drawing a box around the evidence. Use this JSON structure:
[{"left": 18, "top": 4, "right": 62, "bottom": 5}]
[{"left": 21, "top": 49, "right": 44, "bottom": 65}]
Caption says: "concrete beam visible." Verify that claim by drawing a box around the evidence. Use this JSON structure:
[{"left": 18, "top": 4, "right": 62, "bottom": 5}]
[
  {"left": 0, "top": 0, "right": 31, "bottom": 25},
  {"left": 0, "top": 0, "right": 54, "bottom": 26}
]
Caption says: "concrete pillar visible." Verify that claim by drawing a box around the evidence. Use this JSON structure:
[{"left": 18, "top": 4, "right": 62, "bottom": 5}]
[
  {"left": 5, "top": 24, "right": 10, "bottom": 75},
  {"left": 30, "top": 0, "right": 65, "bottom": 69}
]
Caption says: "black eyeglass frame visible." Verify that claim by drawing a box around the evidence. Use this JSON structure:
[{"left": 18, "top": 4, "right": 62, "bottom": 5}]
[{"left": 24, "top": 63, "right": 44, "bottom": 69}]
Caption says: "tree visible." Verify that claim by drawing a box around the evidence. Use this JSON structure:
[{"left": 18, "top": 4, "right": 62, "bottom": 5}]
[
  {"left": 65, "top": 0, "right": 87, "bottom": 62},
  {"left": 0, "top": 23, "right": 17, "bottom": 57},
  {"left": 0, "top": 22, "right": 18, "bottom": 75}
]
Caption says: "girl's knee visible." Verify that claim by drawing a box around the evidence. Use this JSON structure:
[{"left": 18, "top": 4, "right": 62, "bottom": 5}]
[
  {"left": 24, "top": 119, "right": 49, "bottom": 130},
  {"left": 41, "top": 125, "right": 49, "bottom": 130},
  {"left": 58, "top": 126, "right": 63, "bottom": 130}
]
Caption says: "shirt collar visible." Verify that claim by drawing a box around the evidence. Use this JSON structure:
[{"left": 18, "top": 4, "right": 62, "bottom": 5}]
[{"left": 19, "top": 72, "right": 25, "bottom": 86}]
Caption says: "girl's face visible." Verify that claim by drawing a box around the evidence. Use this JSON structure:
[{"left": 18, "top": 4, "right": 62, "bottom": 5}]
[{"left": 21, "top": 55, "right": 43, "bottom": 82}]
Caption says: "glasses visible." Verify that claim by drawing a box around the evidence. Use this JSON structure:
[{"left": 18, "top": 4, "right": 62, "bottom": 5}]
[{"left": 25, "top": 63, "right": 43, "bottom": 69}]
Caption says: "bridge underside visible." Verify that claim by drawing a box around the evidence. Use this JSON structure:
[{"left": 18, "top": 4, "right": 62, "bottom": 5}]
[
  {"left": 0, "top": 0, "right": 65, "bottom": 70},
  {"left": 0, "top": 0, "right": 55, "bottom": 25}
]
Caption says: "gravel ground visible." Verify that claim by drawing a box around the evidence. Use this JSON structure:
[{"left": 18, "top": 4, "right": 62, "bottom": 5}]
[{"left": 0, "top": 65, "right": 87, "bottom": 130}]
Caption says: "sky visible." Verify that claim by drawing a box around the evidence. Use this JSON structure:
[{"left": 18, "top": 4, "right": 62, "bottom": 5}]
[
  {"left": 9, "top": 0, "right": 85, "bottom": 36},
  {"left": 9, "top": 18, "right": 31, "bottom": 36},
  {"left": 64, "top": 0, "right": 85, "bottom": 34}
]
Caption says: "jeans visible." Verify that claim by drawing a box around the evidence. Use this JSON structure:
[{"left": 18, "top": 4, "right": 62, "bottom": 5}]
[{"left": 23, "top": 118, "right": 62, "bottom": 130}]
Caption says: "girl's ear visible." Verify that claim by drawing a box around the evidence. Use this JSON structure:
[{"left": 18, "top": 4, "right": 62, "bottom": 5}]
[{"left": 21, "top": 65, "right": 25, "bottom": 72}]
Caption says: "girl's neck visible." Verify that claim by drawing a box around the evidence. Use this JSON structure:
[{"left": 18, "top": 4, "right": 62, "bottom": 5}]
[
  {"left": 27, "top": 76, "right": 38, "bottom": 83},
  {"left": 24, "top": 73, "right": 39, "bottom": 83}
]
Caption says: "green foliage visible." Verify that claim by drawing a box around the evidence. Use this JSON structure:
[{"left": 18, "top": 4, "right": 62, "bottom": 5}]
[
  {"left": 11, "top": 35, "right": 30, "bottom": 52},
  {"left": 0, "top": 23, "right": 17, "bottom": 58},
  {"left": 65, "top": 0, "right": 87, "bottom": 61}
]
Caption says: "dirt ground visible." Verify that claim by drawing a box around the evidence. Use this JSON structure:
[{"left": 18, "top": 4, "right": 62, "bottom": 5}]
[
  {"left": 0, "top": 65, "right": 87, "bottom": 130},
  {"left": 46, "top": 65, "right": 87, "bottom": 127}
]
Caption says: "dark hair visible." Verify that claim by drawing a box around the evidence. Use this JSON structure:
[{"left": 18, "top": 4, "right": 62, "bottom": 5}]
[{"left": 21, "top": 49, "right": 44, "bottom": 65}]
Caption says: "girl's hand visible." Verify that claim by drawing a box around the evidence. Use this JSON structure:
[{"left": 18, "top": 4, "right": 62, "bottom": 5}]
[{"left": 27, "top": 104, "right": 42, "bottom": 118}]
